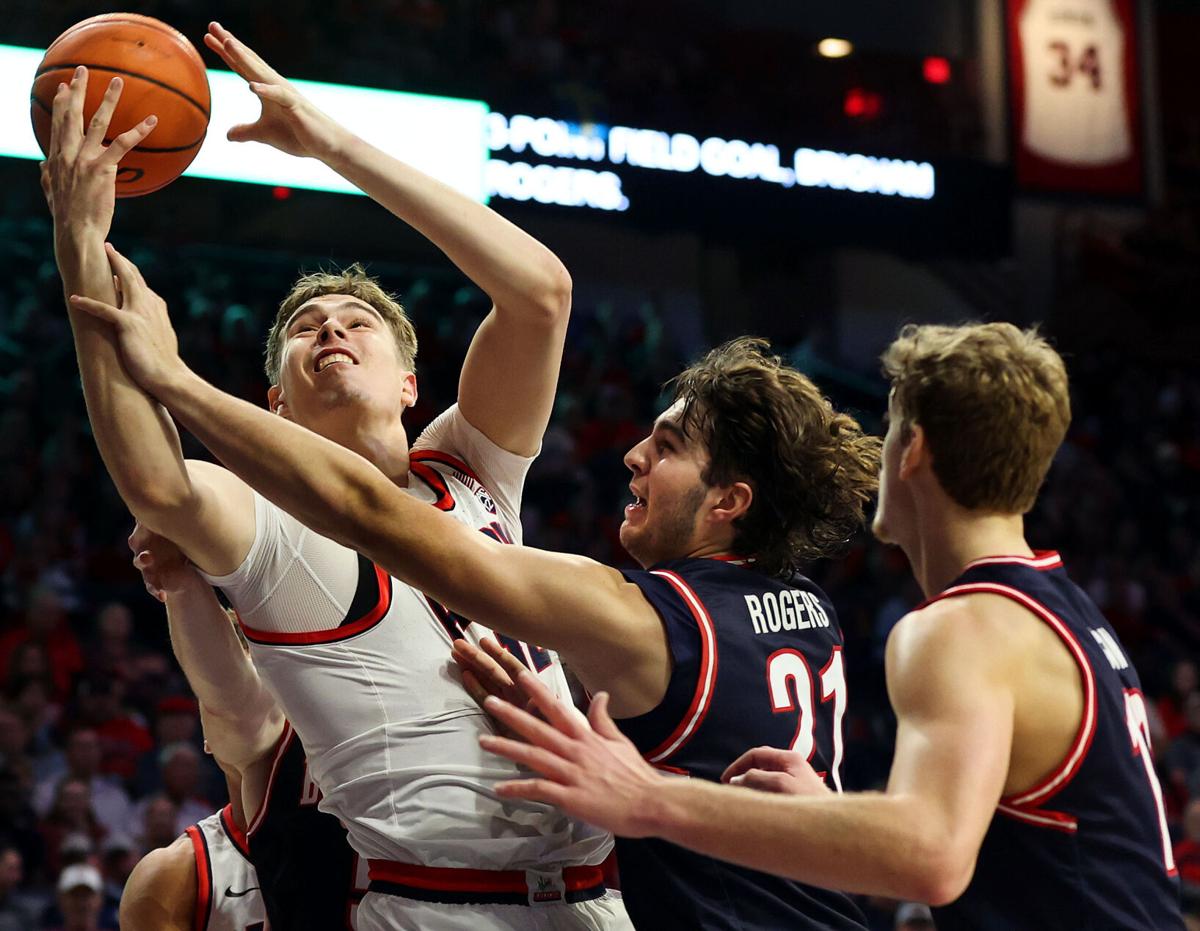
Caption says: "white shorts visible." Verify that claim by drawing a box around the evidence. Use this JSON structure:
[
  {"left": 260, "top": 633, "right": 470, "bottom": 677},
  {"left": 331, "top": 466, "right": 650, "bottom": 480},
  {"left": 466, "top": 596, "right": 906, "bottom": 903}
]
[{"left": 355, "top": 889, "right": 631, "bottom": 931}]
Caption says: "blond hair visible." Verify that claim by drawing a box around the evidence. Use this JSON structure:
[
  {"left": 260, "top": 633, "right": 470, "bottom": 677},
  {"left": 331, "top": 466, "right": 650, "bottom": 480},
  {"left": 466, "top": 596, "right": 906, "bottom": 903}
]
[
  {"left": 264, "top": 264, "right": 417, "bottom": 384},
  {"left": 881, "top": 322, "right": 1070, "bottom": 513},
  {"left": 670, "top": 337, "right": 881, "bottom": 575}
]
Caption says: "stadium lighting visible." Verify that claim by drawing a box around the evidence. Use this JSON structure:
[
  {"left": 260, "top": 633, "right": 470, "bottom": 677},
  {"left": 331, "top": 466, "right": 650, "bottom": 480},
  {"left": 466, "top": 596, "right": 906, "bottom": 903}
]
[
  {"left": 923, "top": 56, "right": 952, "bottom": 84},
  {"left": 817, "top": 38, "right": 854, "bottom": 59}
]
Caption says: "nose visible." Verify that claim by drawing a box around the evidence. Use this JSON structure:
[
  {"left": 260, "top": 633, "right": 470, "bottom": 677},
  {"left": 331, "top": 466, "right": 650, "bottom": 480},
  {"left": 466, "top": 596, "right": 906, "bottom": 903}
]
[
  {"left": 317, "top": 319, "right": 347, "bottom": 343},
  {"left": 624, "top": 435, "right": 650, "bottom": 475}
]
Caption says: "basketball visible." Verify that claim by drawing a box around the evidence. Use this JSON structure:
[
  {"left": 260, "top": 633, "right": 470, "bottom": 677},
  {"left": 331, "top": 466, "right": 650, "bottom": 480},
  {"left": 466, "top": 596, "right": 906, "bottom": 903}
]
[{"left": 30, "top": 14, "right": 210, "bottom": 197}]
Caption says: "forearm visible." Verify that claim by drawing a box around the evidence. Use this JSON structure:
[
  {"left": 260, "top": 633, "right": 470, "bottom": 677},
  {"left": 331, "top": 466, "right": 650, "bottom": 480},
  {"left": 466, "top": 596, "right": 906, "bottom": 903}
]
[
  {"left": 56, "top": 234, "right": 192, "bottom": 517},
  {"left": 164, "top": 575, "right": 265, "bottom": 720},
  {"left": 323, "top": 132, "right": 570, "bottom": 318},
  {"left": 645, "top": 779, "right": 965, "bottom": 904}
]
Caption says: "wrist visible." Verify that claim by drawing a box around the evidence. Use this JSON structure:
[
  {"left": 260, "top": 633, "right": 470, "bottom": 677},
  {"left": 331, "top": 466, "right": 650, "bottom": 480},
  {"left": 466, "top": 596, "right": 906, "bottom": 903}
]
[
  {"left": 147, "top": 355, "right": 199, "bottom": 402},
  {"left": 318, "top": 124, "right": 361, "bottom": 171}
]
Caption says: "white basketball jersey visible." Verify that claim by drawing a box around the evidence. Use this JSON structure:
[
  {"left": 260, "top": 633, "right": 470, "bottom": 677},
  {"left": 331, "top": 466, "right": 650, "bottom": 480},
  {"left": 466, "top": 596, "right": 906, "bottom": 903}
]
[
  {"left": 186, "top": 806, "right": 268, "bottom": 931},
  {"left": 1020, "top": 0, "right": 1131, "bottom": 165},
  {"left": 203, "top": 405, "right": 612, "bottom": 871}
]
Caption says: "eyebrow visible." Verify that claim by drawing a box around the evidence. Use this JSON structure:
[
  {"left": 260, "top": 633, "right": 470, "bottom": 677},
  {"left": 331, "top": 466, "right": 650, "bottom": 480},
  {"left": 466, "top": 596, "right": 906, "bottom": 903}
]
[
  {"left": 652, "top": 420, "right": 688, "bottom": 444},
  {"left": 284, "top": 300, "right": 385, "bottom": 333}
]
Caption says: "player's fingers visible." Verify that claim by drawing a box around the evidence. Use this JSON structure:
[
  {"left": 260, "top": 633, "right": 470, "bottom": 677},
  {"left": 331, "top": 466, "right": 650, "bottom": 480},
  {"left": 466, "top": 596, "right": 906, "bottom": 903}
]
[
  {"left": 493, "top": 777, "right": 573, "bottom": 810},
  {"left": 514, "top": 669, "right": 591, "bottom": 738},
  {"left": 202, "top": 29, "right": 237, "bottom": 70},
  {"left": 66, "top": 66, "right": 88, "bottom": 137},
  {"left": 478, "top": 734, "right": 578, "bottom": 784},
  {"left": 458, "top": 669, "right": 493, "bottom": 709},
  {"left": 226, "top": 121, "right": 262, "bottom": 143},
  {"left": 144, "top": 581, "right": 166, "bottom": 603},
  {"left": 67, "top": 293, "right": 122, "bottom": 324},
  {"left": 50, "top": 80, "right": 78, "bottom": 158},
  {"left": 587, "top": 692, "right": 624, "bottom": 740},
  {"left": 480, "top": 637, "right": 529, "bottom": 683},
  {"left": 726, "top": 769, "right": 797, "bottom": 795},
  {"left": 223, "top": 33, "right": 285, "bottom": 83},
  {"left": 99, "top": 115, "right": 157, "bottom": 167},
  {"left": 482, "top": 696, "right": 581, "bottom": 759},
  {"left": 720, "top": 746, "right": 792, "bottom": 783},
  {"left": 39, "top": 162, "right": 52, "bottom": 203},
  {"left": 103, "top": 242, "right": 148, "bottom": 292},
  {"left": 453, "top": 640, "right": 516, "bottom": 691},
  {"left": 84, "top": 76, "right": 123, "bottom": 149}
]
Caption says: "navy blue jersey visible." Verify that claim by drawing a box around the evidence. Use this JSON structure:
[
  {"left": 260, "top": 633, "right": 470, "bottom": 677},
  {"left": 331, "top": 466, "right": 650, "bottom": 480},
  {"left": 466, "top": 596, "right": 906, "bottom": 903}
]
[
  {"left": 927, "top": 552, "right": 1183, "bottom": 931},
  {"left": 247, "top": 722, "right": 362, "bottom": 930},
  {"left": 617, "top": 557, "right": 867, "bottom": 930}
]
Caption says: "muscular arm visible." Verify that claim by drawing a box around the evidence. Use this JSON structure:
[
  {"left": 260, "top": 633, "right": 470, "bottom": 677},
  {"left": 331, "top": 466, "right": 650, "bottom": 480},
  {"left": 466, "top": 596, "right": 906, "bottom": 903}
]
[
  {"left": 483, "top": 597, "right": 1017, "bottom": 905},
  {"left": 119, "top": 836, "right": 195, "bottom": 931},
  {"left": 46, "top": 69, "right": 253, "bottom": 576},
  {"left": 163, "top": 572, "right": 284, "bottom": 773},
  {"left": 208, "top": 25, "right": 570, "bottom": 455},
  {"left": 148, "top": 368, "right": 666, "bottom": 712},
  {"left": 636, "top": 599, "right": 1014, "bottom": 902}
]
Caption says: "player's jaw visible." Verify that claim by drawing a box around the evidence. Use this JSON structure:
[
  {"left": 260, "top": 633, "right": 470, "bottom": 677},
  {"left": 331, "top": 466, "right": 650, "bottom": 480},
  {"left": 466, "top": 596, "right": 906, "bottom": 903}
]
[{"left": 871, "top": 413, "right": 912, "bottom": 548}]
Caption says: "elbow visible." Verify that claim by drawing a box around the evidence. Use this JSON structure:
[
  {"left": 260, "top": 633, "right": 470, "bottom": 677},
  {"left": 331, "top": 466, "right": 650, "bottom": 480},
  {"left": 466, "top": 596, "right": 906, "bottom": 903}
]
[
  {"left": 900, "top": 841, "right": 975, "bottom": 907},
  {"left": 121, "top": 479, "right": 198, "bottom": 534},
  {"left": 529, "top": 259, "right": 573, "bottom": 326}
]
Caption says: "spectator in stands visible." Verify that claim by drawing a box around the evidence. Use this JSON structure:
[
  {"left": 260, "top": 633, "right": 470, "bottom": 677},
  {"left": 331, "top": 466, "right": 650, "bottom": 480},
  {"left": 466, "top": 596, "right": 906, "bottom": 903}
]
[
  {"left": 37, "top": 779, "right": 103, "bottom": 878},
  {"left": 0, "top": 767, "right": 44, "bottom": 883},
  {"left": 0, "top": 705, "right": 29, "bottom": 773},
  {"left": 137, "top": 796, "right": 178, "bottom": 852},
  {"left": 0, "top": 843, "right": 39, "bottom": 931},
  {"left": 46, "top": 863, "right": 111, "bottom": 931},
  {"left": 1160, "top": 659, "right": 1198, "bottom": 739},
  {"left": 1167, "top": 693, "right": 1200, "bottom": 800},
  {"left": 33, "top": 729, "right": 131, "bottom": 837},
  {"left": 87, "top": 603, "right": 135, "bottom": 684},
  {"left": 96, "top": 835, "right": 136, "bottom": 925},
  {"left": 67, "top": 676, "right": 151, "bottom": 783},
  {"left": 1176, "top": 798, "right": 1200, "bottom": 899},
  {"left": 0, "top": 588, "right": 82, "bottom": 703}
]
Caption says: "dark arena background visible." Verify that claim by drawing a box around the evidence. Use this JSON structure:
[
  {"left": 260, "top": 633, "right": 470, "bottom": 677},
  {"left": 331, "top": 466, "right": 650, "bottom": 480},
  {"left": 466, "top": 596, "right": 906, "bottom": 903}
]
[{"left": 1, "top": 2, "right": 1199, "bottom": 929}]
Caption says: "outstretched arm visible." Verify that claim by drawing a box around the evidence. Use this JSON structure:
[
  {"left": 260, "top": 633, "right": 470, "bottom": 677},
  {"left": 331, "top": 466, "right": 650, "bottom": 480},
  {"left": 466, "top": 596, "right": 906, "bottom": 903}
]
[
  {"left": 132, "top": 524, "right": 284, "bottom": 773},
  {"left": 477, "top": 599, "right": 1016, "bottom": 905},
  {"left": 45, "top": 67, "right": 253, "bottom": 576},
  {"left": 206, "top": 22, "right": 570, "bottom": 455},
  {"left": 73, "top": 250, "right": 665, "bottom": 714}
]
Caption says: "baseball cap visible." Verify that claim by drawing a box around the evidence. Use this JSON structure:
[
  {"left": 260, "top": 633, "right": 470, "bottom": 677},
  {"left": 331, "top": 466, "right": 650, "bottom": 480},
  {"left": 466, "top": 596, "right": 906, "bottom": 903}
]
[
  {"left": 57, "top": 863, "right": 102, "bottom": 894},
  {"left": 896, "top": 902, "right": 934, "bottom": 925}
]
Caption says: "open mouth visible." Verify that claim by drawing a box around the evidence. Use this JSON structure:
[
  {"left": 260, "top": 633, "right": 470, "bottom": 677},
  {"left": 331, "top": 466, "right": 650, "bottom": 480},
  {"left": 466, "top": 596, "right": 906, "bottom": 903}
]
[
  {"left": 314, "top": 350, "right": 357, "bottom": 372},
  {"left": 625, "top": 487, "right": 647, "bottom": 518}
]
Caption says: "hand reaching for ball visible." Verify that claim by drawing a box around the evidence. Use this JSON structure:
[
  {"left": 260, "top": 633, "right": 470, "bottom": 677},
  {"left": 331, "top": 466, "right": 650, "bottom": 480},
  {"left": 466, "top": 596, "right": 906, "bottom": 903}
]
[{"left": 204, "top": 22, "right": 344, "bottom": 162}]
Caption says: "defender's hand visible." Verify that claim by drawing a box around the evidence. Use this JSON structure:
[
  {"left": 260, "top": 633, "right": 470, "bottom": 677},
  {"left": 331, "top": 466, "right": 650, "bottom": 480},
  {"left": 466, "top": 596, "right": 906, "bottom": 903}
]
[
  {"left": 721, "top": 746, "right": 833, "bottom": 796},
  {"left": 452, "top": 637, "right": 539, "bottom": 740},
  {"left": 204, "top": 22, "right": 343, "bottom": 161},
  {"left": 68, "top": 243, "right": 186, "bottom": 395},
  {"left": 129, "top": 523, "right": 198, "bottom": 602},
  {"left": 480, "top": 672, "right": 665, "bottom": 838},
  {"left": 44, "top": 67, "right": 157, "bottom": 241}
]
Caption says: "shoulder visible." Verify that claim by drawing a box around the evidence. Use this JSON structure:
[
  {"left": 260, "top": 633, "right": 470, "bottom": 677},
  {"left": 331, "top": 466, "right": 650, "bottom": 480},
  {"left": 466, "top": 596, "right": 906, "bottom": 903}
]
[
  {"left": 886, "top": 595, "right": 1033, "bottom": 709},
  {"left": 120, "top": 836, "right": 196, "bottom": 930}
]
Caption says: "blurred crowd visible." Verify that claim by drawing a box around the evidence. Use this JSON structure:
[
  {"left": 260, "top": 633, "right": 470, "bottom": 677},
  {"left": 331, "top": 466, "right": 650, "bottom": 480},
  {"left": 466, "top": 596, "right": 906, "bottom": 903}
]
[{"left": 0, "top": 209, "right": 1198, "bottom": 928}]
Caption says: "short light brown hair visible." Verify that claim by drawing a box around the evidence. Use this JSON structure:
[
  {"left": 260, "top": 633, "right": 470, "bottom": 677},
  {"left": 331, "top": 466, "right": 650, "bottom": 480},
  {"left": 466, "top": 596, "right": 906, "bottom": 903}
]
[
  {"left": 670, "top": 337, "right": 881, "bottom": 576},
  {"left": 881, "top": 322, "right": 1070, "bottom": 514},
  {"left": 264, "top": 264, "right": 417, "bottom": 384}
]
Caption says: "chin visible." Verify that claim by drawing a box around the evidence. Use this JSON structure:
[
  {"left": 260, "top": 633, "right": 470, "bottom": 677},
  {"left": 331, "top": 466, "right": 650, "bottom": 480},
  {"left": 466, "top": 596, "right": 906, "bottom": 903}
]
[{"left": 870, "top": 512, "right": 893, "bottom": 545}]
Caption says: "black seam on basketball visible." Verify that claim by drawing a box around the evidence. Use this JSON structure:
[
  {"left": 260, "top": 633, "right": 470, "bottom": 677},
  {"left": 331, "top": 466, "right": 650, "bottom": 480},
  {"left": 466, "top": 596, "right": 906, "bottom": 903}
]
[
  {"left": 29, "top": 93, "right": 204, "bottom": 152},
  {"left": 34, "top": 62, "right": 210, "bottom": 118},
  {"left": 46, "top": 16, "right": 205, "bottom": 70}
]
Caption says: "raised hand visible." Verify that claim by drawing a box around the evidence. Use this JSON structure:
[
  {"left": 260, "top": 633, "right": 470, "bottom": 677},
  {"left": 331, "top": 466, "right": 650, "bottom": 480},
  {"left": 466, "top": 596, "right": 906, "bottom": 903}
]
[
  {"left": 478, "top": 670, "right": 665, "bottom": 838},
  {"left": 129, "top": 522, "right": 198, "bottom": 602},
  {"left": 203, "top": 21, "right": 343, "bottom": 160},
  {"left": 720, "top": 746, "right": 833, "bottom": 796},
  {"left": 43, "top": 67, "right": 157, "bottom": 240},
  {"left": 67, "top": 243, "right": 185, "bottom": 395}
]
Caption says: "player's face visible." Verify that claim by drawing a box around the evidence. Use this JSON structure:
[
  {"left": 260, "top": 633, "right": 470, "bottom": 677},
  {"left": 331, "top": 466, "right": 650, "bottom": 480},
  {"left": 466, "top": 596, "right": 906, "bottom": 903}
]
[
  {"left": 620, "top": 401, "right": 712, "bottom": 568},
  {"left": 871, "top": 394, "right": 914, "bottom": 546},
  {"left": 271, "top": 294, "right": 415, "bottom": 427}
]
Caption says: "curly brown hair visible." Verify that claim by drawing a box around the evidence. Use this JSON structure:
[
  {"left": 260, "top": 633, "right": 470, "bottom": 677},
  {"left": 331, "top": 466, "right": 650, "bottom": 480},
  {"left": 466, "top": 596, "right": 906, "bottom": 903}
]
[
  {"left": 669, "top": 337, "right": 881, "bottom": 576},
  {"left": 264, "top": 264, "right": 417, "bottom": 385},
  {"left": 881, "top": 322, "right": 1070, "bottom": 514}
]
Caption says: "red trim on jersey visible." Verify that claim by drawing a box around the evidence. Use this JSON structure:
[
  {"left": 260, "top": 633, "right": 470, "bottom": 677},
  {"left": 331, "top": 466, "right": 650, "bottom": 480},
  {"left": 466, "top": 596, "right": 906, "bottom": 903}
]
[
  {"left": 366, "top": 860, "right": 604, "bottom": 894},
  {"left": 707, "top": 553, "right": 757, "bottom": 566},
  {"left": 997, "top": 802, "right": 1079, "bottom": 833},
  {"left": 642, "top": 570, "right": 719, "bottom": 765},
  {"left": 410, "top": 449, "right": 483, "bottom": 486},
  {"left": 963, "top": 550, "right": 1063, "bottom": 572},
  {"left": 247, "top": 722, "right": 295, "bottom": 838},
  {"left": 240, "top": 564, "right": 392, "bottom": 645},
  {"left": 185, "top": 824, "right": 213, "bottom": 931},
  {"left": 218, "top": 803, "right": 251, "bottom": 859},
  {"left": 927, "top": 581, "right": 1097, "bottom": 813},
  {"left": 653, "top": 763, "right": 691, "bottom": 776}
]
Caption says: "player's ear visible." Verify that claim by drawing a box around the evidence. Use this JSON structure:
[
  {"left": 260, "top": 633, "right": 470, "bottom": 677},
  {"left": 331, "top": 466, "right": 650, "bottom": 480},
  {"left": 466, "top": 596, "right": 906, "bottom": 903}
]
[
  {"left": 710, "top": 481, "right": 753, "bottom": 526},
  {"left": 898, "top": 422, "right": 926, "bottom": 479},
  {"left": 267, "top": 385, "right": 291, "bottom": 419},
  {"left": 400, "top": 372, "right": 418, "bottom": 410}
]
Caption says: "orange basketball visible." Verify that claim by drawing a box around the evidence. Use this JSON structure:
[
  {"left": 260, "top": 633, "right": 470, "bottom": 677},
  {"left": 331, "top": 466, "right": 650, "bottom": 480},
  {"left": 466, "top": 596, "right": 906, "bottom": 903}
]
[{"left": 30, "top": 14, "right": 210, "bottom": 197}]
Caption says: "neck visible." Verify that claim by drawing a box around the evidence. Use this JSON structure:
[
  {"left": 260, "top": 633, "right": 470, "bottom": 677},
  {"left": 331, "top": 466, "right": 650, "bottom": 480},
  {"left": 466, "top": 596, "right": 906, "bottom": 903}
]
[
  {"left": 901, "top": 502, "right": 1032, "bottom": 599},
  {"left": 301, "top": 409, "right": 412, "bottom": 486}
]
